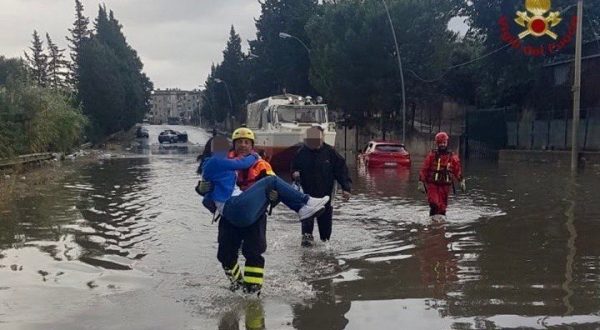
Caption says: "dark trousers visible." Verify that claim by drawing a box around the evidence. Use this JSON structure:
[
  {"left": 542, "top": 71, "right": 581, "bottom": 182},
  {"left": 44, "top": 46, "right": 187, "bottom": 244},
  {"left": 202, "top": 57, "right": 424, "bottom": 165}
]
[
  {"left": 301, "top": 203, "right": 333, "bottom": 241},
  {"left": 217, "top": 213, "right": 267, "bottom": 271}
]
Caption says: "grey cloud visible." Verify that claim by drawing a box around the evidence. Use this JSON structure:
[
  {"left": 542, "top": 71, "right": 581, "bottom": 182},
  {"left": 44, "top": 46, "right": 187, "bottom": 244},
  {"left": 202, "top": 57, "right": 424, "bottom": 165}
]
[{"left": 1, "top": 0, "right": 261, "bottom": 90}]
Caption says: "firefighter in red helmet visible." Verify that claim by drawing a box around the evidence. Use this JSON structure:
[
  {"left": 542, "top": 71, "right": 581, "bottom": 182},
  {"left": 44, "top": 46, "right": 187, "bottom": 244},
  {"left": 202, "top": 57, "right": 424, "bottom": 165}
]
[{"left": 418, "top": 132, "right": 466, "bottom": 218}]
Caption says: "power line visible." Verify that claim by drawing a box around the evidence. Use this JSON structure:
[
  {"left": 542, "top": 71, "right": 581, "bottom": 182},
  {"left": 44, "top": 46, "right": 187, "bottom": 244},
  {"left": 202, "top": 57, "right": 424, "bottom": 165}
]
[
  {"left": 408, "top": 44, "right": 511, "bottom": 83},
  {"left": 408, "top": 4, "right": 580, "bottom": 84}
]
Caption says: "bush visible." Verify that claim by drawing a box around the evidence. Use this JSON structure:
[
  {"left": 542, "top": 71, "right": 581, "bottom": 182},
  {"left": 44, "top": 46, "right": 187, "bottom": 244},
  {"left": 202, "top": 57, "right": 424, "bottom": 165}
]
[{"left": 0, "top": 56, "right": 87, "bottom": 158}]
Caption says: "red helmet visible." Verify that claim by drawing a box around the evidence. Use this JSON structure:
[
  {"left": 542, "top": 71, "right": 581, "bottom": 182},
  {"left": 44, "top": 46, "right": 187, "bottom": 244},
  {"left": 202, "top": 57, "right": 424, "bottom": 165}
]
[{"left": 435, "top": 132, "right": 449, "bottom": 145}]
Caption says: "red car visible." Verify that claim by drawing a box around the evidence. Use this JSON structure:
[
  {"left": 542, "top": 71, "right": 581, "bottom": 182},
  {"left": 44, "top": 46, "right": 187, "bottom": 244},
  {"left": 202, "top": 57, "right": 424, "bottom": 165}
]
[{"left": 360, "top": 141, "right": 411, "bottom": 168}]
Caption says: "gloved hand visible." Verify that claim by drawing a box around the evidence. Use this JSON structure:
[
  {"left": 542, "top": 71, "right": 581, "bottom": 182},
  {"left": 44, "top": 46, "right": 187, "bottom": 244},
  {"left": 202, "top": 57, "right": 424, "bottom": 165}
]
[
  {"left": 417, "top": 181, "right": 426, "bottom": 194},
  {"left": 268, "top": 189, "right": 279, "bottom": 203},
  {"left": 459, "top": 179, "right": 466, "bottom": 192},
  {"left": 195, "top": 180, "right": 213, "bottom": 196}
]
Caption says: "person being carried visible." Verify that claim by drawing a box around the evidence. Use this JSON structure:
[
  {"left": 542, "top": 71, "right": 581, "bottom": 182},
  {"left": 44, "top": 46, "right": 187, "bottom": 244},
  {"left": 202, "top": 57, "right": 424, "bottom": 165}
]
[{"left": 202, "top": 135, "right": 330, "bottom": 227}]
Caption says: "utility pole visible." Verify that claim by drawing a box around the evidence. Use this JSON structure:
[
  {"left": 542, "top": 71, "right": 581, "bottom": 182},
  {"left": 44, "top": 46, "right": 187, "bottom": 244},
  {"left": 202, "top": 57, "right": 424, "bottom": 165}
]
[
  {"left": 381, "top": 0, "right": 407, "bottom": 144},
  {"left": 571, "top": 0, "right": 583, "bottom": 175}
]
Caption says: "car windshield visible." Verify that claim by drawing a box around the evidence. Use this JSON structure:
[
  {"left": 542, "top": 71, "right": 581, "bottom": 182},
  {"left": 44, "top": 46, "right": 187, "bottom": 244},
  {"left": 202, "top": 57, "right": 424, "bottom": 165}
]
[
  {"left": 276, "top": 106, "right": 326, "bottom": 123},
  {"left": 375, "top": 144, "right": 405, "bottom": 152}
]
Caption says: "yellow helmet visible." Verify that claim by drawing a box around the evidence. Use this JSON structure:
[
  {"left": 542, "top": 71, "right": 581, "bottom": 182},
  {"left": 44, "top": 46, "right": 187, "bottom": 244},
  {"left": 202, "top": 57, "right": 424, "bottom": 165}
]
[{"left": 232, "top": 127, "right": 255, "bottom": 142}]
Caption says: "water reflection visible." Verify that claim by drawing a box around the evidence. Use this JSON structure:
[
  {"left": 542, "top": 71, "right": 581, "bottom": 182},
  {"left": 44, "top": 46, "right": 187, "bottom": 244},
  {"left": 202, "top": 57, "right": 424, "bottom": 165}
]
[
  {"left": 217, "top": 300, "right": 266, "bottom": 330},
  {"left": 297, "top": 161, "right": 600, "bottom": 329},
  {"left": 0, "top": 158, "right": 153, "bottom": 277},
  {"left": 358, "top": 166, "right": 411, "bottom": 198}
]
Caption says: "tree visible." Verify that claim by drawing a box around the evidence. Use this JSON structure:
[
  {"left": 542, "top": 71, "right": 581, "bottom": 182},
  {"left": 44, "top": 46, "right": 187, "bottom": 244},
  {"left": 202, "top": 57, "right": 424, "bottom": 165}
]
[
  {"left": 306, "top": 0, "right": 461, "bottom": 126},
  {"left": 23, "top": 30, "right": 48, "bottom": 87},
  {"left": 459, "top": 0, "right": 600, "bottom": 108},
  {"left": 78, "top": 5, "right": 152, "bottom": 140},
  {"left": 216, "top": 26, "right": 247, "bottom": 125},
  {"left": 66, "top": 0, "right": 90, "bottom": 88},
  {"left": 1, "top": 56, "right": 86, "bottom": 157},
  {"left": 46, "top": 33, "right": 69, "bottom": 90},
  {"left": 248, "top": 0, "right": 319, "bottom": 99}
]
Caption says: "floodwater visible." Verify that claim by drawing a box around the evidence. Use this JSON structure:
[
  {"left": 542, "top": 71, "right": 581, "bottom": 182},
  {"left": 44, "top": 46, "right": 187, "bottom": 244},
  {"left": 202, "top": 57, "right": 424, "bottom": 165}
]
[{"left": 1, "top": 125, "right": 600, "bottom": 329}]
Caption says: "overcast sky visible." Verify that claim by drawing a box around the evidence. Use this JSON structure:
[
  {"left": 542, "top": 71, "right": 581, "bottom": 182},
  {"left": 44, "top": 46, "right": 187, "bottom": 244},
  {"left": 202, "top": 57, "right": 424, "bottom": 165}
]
[
  {"left": 0, "top": 0, "right": 261, "bottom": 90},
  {"left": 1, "top": 0, "right": 467, "bottom": 91}
]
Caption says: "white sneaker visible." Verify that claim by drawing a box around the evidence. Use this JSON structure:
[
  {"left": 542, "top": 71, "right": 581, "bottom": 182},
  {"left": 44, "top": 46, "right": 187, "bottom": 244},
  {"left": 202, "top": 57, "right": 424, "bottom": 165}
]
[{"left": 298, "top": 196, "right": 330, "bottom": 221}]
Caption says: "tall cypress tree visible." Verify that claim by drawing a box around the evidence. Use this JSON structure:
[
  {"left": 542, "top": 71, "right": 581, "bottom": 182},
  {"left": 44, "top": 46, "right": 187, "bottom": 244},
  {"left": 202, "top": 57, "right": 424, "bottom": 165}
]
[
  {"left": 217, "top": 26, "right": 247, "bottom": 123},
  {"left": 78, "top": 5, "right": 152, "bottom": 140},
  {"left": 46, "top": 33, "right": 68, "bottom": 90},
  {"left": 66, "top": 0, "right": 90, "bottom": 88},
  {"left": 23, "top": 30, "right": 48, "bottom": 87},
  {"left": 248, "top": 0, "right": 318, "bottom": 99}
]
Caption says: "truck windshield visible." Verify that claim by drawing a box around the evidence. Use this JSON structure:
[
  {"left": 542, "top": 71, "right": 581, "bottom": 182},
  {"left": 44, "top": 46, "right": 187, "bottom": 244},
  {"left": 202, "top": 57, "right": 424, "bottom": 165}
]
[{"left": 276, "top": 106, "right": 326, "bottom": 123}]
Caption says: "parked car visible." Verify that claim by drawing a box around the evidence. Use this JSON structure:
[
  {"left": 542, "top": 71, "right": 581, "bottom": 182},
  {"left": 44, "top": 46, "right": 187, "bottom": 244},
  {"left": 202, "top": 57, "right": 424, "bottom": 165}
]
[
  {"left": 136, "top": 126, "right": 149, "bottom": 138},
  {"left": 360, "top": 141, "right": 411, "bottom": 168},
  {"left": 158, "top": 129, "right": 188, "bottom": 143}
]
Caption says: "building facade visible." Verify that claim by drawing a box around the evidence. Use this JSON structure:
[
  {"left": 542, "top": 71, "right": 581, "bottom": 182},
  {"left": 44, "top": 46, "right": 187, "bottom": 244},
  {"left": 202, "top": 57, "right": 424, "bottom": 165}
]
[{"left": 149, "top": 89, "right": 203, "bottom": 125}]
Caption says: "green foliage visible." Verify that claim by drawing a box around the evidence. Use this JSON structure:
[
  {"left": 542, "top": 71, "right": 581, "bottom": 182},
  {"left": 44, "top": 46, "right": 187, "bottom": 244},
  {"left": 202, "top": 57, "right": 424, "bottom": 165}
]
[
  {"left": 461, "top": 0, "right": 600, "bottom": 108},
  {"left": 201, "top": 26, "right": 248, "bottom": 127},
  {"left": 0, "top": 57, "right": 87, "bottom": 158},
  {"left": 306, "top": 0, "right": 460, "bottom": 123},
  {"left": 46, "top": 33, "right": 69, "bottom": 90},
  {"left": 248, "top": 0, "right": 319, "bottom": 99},
  {"left": 23, "top": 30, "right": 48, "bottom": 87},
  {"left": 77, "top": 5, "right": 152, "bottom": 141},
  {"left": 67, "top": 0, "right": 91, "bottom": 88}
]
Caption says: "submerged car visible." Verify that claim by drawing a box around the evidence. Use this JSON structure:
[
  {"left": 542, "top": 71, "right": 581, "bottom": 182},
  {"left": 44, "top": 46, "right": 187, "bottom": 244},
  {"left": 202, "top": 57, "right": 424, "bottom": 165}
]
[
  {"left": 158, "top": 129, "right": 188, "bottom": 143},
  {"left": 360, "top": 141, "right": 411, "bottom": 168}
]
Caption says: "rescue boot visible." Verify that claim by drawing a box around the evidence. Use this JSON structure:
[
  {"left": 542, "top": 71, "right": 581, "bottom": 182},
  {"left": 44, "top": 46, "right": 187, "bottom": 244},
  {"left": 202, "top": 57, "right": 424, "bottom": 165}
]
[
  {"left": 224, "top": 263, "right": 243, "bottom": 292},
  {"left": 301, "top": 233, "right": 314, "bottom": 247},
  {"left": 243, "top": 266, "right": 264, "bottom": 296},
  {"left": 243, "top": 283, "right": 262, "bottom": 297}
]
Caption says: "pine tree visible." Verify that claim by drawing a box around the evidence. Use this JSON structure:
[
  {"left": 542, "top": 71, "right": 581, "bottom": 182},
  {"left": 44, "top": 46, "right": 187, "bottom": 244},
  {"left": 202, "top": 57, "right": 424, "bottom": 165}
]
[
  {"left": 66, "top": 0, "right": 90, "bottom": 87},
  {"left": 217, "top": 26, "right": 247, "bottom": 124},
  {"left": 23, "top": 30, "right": 48, "bottom": 87},
  {"left": 248, "top": 0, "right": 318, "bottom": 99},
  {"left": 46, "top": 33, "right": 68, "bottom": 90},
  {"left": 78, "top": 5, "right": 152, "bottom": 140}
]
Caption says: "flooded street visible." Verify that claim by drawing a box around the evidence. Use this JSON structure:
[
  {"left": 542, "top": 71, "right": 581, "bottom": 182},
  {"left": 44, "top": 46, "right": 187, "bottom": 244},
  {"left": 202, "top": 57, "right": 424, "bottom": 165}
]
[{"left": 1, "top": 126, "right": 600, "bottom": 329}]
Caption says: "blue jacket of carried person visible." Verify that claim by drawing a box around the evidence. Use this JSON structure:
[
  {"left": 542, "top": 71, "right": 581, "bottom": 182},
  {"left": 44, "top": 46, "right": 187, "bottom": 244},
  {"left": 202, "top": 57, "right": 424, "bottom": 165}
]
[{"left": 202, "top": 152, "right": 258, "bottom": 205}]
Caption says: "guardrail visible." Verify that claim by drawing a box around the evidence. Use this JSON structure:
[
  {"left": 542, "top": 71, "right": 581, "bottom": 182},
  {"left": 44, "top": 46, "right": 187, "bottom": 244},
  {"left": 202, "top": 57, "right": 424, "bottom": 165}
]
[{"left": 0, "top": 152, "right": 55, "bottom": 169}]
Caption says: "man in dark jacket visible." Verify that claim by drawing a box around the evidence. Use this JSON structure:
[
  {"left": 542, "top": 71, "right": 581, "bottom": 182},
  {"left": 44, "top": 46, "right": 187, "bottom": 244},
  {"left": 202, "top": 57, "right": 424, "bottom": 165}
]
[{"left": 291, "top": 127, "right": 352, "bottom": 246}]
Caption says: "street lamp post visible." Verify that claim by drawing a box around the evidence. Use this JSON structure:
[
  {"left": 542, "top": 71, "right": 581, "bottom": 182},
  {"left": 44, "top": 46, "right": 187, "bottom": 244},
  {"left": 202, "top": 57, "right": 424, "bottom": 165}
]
[
  {"left": 214, "top": 78, "right": 234, "bottom": 131},
  {"left": 279, "top": 32, "right": 311, "bottom": 54},
  {"left": 381, "top": 0, "right": 407, "bottom": 144}
]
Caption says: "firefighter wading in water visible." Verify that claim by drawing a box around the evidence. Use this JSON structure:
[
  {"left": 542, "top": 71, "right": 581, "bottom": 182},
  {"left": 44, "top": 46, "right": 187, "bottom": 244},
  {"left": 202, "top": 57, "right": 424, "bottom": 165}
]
[
  {"left": 196, "top": 127, "right": 276, "bottom": 295},
  {"left": 418, "top": 132, "right": 466, "bottom": 218}
]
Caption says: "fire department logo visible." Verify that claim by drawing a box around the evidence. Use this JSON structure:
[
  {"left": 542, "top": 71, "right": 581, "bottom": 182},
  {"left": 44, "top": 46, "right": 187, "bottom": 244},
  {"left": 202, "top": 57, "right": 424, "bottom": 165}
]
[
  {"left": 515, "top": 0, "right": 562, "bottom": 39},
  {"left": 498, "top": 0, "right": 577, "bottom": 56}
]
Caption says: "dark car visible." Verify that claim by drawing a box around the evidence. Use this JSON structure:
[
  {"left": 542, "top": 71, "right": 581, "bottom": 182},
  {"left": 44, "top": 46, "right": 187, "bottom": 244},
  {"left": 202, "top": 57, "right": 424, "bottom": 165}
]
[
  {"left": 136, "top": 126, "right": 149, "bottom": 138},
  {"left": 158, "top": 129, "right": 188, "bottom": 143}
]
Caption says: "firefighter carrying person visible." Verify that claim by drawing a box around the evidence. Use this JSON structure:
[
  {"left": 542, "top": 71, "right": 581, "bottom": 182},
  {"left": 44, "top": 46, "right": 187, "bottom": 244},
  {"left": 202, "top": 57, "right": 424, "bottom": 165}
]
[
  {"left": 196, "top": 127, "right": 279, "bottom": 295},
  {"left": 418, "top": 132, "right": 466, "bottom": 219},
  {"left": 291, "top": 126, "right": 352, "bottom": 247}
]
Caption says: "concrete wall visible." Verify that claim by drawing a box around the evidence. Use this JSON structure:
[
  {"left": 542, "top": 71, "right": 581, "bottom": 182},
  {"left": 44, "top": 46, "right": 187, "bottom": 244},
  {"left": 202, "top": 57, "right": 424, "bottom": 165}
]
[
  {"left": 499, "top": 149, "right": 600, "bottom": 166},
  {"left": 507, "top": 119, "right": 600, "bottom": 150}
]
